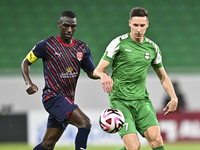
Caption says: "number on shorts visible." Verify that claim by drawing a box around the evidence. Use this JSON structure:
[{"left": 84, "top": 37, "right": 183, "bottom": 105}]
[{"left": 124, "top": 123, "right": 128, "bottom": 131}]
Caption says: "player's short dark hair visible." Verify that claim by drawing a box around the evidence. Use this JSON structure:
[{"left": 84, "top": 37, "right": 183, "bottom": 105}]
[
  {"left": 130, "top": 7, "right": 148, "bottom": 19},
  {"left": 61, "top": 11, "right": 76, "bottom": 18}
]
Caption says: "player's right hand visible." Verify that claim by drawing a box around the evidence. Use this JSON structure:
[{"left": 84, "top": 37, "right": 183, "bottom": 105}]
[
  {"left": 101, "top": 73, "right": 113, "bottom": 94},
  {"left": 26, "top": 83, "right": 38, "bottom": 95}
]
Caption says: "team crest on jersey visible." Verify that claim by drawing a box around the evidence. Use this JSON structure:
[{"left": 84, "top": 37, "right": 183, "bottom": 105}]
[
  {"left": 77, "top": 52, "right": 83, "bottom": 61},
  {"left": 144, "top": 52, "right": 150, "bottom": 60},
  {"left": 66, "top": 67, "right": 73, "bottom": 72}
]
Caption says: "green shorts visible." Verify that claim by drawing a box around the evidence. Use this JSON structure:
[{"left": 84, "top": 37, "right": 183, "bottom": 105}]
[{"left": 109, "top": 98, "right": 159, "bottom": 138}]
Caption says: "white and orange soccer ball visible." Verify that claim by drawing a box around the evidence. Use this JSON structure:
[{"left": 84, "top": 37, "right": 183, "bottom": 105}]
[{"left": 99, "top": 108, "right": 125, "bottom": 133}]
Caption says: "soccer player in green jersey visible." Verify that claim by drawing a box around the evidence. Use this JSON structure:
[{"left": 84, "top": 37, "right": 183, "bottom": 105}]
[{"left": 93, "top": 7, "right": 178, "bottom": 150}]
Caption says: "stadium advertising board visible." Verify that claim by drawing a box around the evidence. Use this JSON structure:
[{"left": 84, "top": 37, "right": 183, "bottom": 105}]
[
  {"left": 28, "top": 110, "right": 200, "bottom": 146},
  {"left": 157, "top": 112, "right": 200, "bottom": 142},
  {"left": 28, "top": 110, "right": 146, "bottom": 146}
]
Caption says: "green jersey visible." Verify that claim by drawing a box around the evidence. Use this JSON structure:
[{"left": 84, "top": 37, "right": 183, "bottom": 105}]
[{"left": 102, "top": 33, "right": 163, "bottom": 101}]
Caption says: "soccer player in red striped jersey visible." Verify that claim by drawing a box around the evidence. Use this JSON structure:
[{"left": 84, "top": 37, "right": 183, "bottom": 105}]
[{"left": 21, "top": 11, "right": 99, "bottom": 150}]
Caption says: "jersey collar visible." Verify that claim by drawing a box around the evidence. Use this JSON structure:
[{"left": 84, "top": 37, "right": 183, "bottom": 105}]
[
  {"left": 57, "top": 35, "right": 75, "bottom": 47},
  {"left": 128, "top": 33, "right": 146, "bottom": 44}
]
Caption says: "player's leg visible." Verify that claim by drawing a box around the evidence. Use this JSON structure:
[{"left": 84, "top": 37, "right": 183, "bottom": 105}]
[
  {"left": 43, "top": 125, "right": 64, "bottom": 150},
  {"left": 48, "top": 95, "right": 91, "bottom": 150},
  {"left": 136, "top": 99, "right": 165, "bottom": 150},
  {"left": 66, "top": 107, "right": 91, "bottom": 150},
  {"left": 33, "top": 125, "right": 64, "bottom": 150},
  {"left": 37, "top": 95, "right": 88, "bottom": 150},
  {"left": 66, "top": 107, "right": 91, "bottom": 129},
  {"left": 143, "top": 126, "right": 165, "bottom": 150},
  {"left": 122, "top": 133, "right": 140, "bottom": 150},
  {"left": 110, "top": 99, "right": 140, "bottom": 150}
]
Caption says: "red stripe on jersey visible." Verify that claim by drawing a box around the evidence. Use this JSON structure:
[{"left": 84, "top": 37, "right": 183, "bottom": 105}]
[
  {"left": 65, "top": 97, "right": 73, "bottom": 105},
  {"left": 51, "top": 37, "right": 77, "bottom": 93},
  {"left": 67, "top": 112, "right": 71, "bottom": 118},
  {"left": 46, "top": 42, "right": 66, "bottom": 73},
  {"left": 46, "top": 76, "right": 57, "bottom": 92},
  {"left": 45, "top": 96, "right": 50, "bottom": 101},
  {"left": 44, "top": 46, "right": 68, "bottom": 95},
  {"left": 46, "top": 59, "right": 70, "bottom": 96}
]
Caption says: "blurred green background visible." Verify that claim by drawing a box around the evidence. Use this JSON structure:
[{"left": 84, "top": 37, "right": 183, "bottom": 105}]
[{"left": 0, "top": 0, "right": 199, "bottom": 75}]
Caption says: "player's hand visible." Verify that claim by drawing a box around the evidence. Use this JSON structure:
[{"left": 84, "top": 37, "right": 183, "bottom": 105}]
[
  {"left": 26, "top": 83, "right": 38, "bottom": 95},
  {"left": 163, "top": 98, "right": 178, "bottom": 116},
  {"left": 101, "top": 73, "right": 113, "bottom": 94}
]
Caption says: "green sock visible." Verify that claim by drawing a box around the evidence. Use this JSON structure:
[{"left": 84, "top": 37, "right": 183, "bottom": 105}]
[
  {"left": 118, "top": 145, "right": 165, "bottom": 150},
  {"left": 153, "top": 145, "right": 165, "bottom": 150},
  {"left": 117, "top": 146, "right": 127, "bottom": 150}
]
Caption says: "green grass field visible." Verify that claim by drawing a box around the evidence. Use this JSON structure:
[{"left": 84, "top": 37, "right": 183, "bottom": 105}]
[{"left": 0, "top": 142, "right": 200, "bottom": 150}]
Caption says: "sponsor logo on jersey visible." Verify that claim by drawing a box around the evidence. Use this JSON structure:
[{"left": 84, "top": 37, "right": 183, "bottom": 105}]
[
  {"left": 60, "top": 72, "right": 78, "bottom": 78},
  {"left": 144, "top": 52, "right": 150, "bottom": 60},
  {"left": 125, "top": 49, "right": 132, "bottom": 52},
  {"left": 59, "top": 67, "right": 77, "bottom": 78},
  {"left": 77, "top": 52, "right": 83, "bottom": 61},
  {"left": 55, "top": 52, "right": 61, "bottom": 57},
  {"left": 66, "top": 67, "right": 73, "bottom": 72}
]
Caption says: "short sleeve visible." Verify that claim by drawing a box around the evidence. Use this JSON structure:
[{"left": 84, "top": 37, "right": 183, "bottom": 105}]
[
  {"left": 26, "top": 39, "right": 47, "bottom": 64},
  {"left": 102, "top": 36, "right": 121, "bottom": 63},
  {"left": 151, "top": 46, "right": 163, "bottom": 68},
  {"left": 32, "top": 40, "right": 47, "bottom": 59},
  {"left": 81, "top": 45, "right": 95, "bottom": 72}
]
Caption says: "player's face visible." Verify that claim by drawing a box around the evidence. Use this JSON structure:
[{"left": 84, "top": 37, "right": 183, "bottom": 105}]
[
  {"left": 58, "top": 16, "right": 77, "bottom": 44},
  {"left": 129, "top": 16, "right": 149, "bottom": 43}
]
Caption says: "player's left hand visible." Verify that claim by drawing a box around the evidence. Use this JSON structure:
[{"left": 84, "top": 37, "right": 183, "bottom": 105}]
[{"left": 163, "top": 98, "right": 178, "bottom": 116}]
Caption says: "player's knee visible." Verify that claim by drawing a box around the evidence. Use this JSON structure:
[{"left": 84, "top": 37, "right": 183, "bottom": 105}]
[
  {"left": 75, "top": 115, "right": 92, "bottom": 129},
  {"left": 125, "top": 145, "right": 140, "bottom": 150},
  {"left": 150, "top": 136, "right": 163, "bottom": 148},
  {"left": 42, "top": 140, "right": 56, "bottom": 150},
  {"left": 124, "top": 142, "right": 140, "bottom": 150},
  {"left": 82, "top": 117, "right": 92, "bottom": 129}
]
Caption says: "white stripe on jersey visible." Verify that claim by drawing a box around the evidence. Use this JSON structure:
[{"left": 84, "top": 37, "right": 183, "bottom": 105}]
[{"left": 105, "top": 33, "right": 128, "bottom": 58}]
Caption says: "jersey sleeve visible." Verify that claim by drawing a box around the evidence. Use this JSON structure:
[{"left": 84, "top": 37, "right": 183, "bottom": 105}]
[
  {"left": 81, "top": 45, "right": 95, "bottom": 72},
  {"left": 26, "top": 39, "right": 47, "bottom": 64},
  {"left": 102, "top": 37, "right": 120, "bottom": 63},
  {"left": 151, "top": 46, "right": 163, "bottom": 68}
]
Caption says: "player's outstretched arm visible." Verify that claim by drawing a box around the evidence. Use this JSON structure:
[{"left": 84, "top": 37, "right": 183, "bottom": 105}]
[
  {"left": 93, "top": 59, "right": 113, "bottom": 94},
  {"left": 21, "top": 58, "right": 38, "bottom": 95},
  {"left": 153, "top": 66, "right": 178, "bottom": 116}
]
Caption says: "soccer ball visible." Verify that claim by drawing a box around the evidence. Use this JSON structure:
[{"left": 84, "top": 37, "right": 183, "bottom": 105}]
[{"left": 99, "top": 108, "right": 125, "bottom": 133}]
